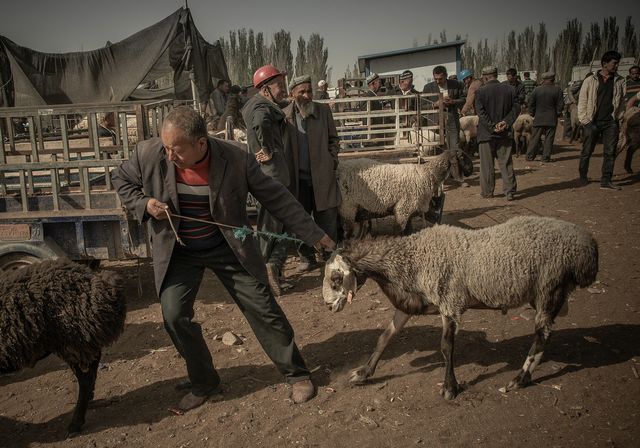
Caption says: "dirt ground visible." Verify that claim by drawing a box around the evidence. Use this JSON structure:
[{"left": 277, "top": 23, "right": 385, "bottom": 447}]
[{"left": 1, "top": 134, "right": 639, "bottom": 448}]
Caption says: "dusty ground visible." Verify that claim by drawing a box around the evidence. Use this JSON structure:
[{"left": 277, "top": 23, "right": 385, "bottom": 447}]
[{"left": 1, "top": 134, "right": 639, "bottom": 448}]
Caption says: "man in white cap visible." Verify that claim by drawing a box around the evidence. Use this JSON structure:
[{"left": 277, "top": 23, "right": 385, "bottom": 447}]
[
  {"left": 526, "top": 71, "right": 564, "bottom": 162},
  {"left": 283, "top": 75, "right": 341, "bottom": 272},
  {"left": 316, "top": 79, "right": 330, "bottom": 100},
  {"left": 361, "top": 73, "right": 389, "bottom": 144}
]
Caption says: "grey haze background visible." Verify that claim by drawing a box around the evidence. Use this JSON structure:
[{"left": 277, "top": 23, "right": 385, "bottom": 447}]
[{"left": 1, "top": 0, "right": 638, "bottom": 83}]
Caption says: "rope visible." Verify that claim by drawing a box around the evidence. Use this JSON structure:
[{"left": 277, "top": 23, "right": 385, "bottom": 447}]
[
  {"left": 0, "top": 73, "right": 13, "bottom": 91},
  {"left": 165, "top": 210, "right": 306, "bottom": 245}
]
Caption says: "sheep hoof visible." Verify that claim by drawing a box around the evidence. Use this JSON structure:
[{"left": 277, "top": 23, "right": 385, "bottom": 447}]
[
  {"left": 66, "top": 426, "right": 82, "bottom": 439},
  {"left": 439, "top": 384, "right": 461, "bottom": 400},
  {"left": 349, "top": 367, "right": 369, "bottom": 385}
]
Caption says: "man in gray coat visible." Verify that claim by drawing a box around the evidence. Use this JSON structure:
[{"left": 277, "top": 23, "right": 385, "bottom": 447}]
[
  {"left": 283, "top": 75, "right": 341, "bottom": 271},
  {"left": 111, "top": 107, "right": 335, "bottom": 412},
  {"left": 526, "top": 72, "right": 564, "bottom": 162},
  {"left": 475, "top": 66, "right": 519, "bottom": 200}
]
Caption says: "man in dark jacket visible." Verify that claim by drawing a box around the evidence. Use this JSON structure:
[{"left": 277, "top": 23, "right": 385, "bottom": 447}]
[
  {"left": 503, "top": 68, "right": 526, "bottom": 107},
  {"left": 475, "top": 66, "right": 519, "bottom": 200},
  {"left": 283, "top": 75, "right": 341, "bottom": 271},
  {"left": 423, "top": 65, "right": 465, "bottom": 150},
  {"left": 526, "top": 72, "right": 564, "bottom": 162},
  {"left": 241, "top": 64, "right": 291, "bottom": 295},
  {"left": 111, "top": 106, "right": 335, "bottom": 412}
]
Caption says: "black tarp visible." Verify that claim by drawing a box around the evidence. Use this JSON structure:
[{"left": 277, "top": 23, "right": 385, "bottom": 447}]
[{"left": 0, "top": 8, "right": 228, "bottom": 106}]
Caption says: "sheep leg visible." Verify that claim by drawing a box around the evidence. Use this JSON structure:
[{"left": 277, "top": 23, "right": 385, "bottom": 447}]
[
  {"left": 67, "top": 356, "right": 100, "bottom": 438},
  {"left": 349, "top": 309, "right": 411, "bottom": 384},
  {"left": 440, "top": 315, "right": 461, "bottom": 400},
  {"left": 505, "top": 290, "right": 565, "bottom": 392}
]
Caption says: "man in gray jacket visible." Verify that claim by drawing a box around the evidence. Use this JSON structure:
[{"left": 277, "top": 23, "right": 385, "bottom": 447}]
[
  {"left": 526, "top": 72, "right": 564, "bottom": 162},
  {"left": 577, "top": 50, "right": 627, "bottom": 190},
  {"left": 283, "top": 75, "right": 341, "bottom": 272},
  {"left": 111, "top": 106, "right": 335, "bottom": 412}
]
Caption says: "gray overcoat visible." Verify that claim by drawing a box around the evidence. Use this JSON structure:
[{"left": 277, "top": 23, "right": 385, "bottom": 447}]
[{"left": 282, "top": 101, "right": 342, "bottom": 212}]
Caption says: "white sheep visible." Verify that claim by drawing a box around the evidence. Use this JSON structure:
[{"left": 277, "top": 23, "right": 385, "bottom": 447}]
[
  {"left": 512, "top": 113, "right": 533, "bottom": 156},
  {"left": 458, "top": 115, "right": 479, "bottom": 155},
  {"left": 336, "top": 149, "right": 473, "bottom": 237},
  {"left": 322, "top": 216, "right": 598, "bottom": 400}
]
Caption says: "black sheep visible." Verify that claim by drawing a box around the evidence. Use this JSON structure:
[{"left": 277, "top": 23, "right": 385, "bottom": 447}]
[{"left": 0, "top": 259, "right": 126, "bottom": 437}]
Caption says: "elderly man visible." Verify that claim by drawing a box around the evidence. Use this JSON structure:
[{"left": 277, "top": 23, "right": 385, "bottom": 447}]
[
  {"left": 526, "top": 71, "right": 564, "bottom": 162},
  {"left": 625, "top": 65, "right": 640, "bottom": 102},
  {"left": 241, "top": 64, "right": 291, "bottom": 295},
  {"left": 111, "top": 106, "right": 335, "bottom": 411},
  {"left": 316, "top": 79, "right": 330, "bottom": 100},
  {"left": 283, "top": 75, "right": 341, "bottom": 272},
  {"left": 475, "top": 66, "right": 519, "bottom": 200},
  {"left": 423, "top": 65, "right": 465, "bottom": 150},
  {"left": 393, "top": 70, "right": 420, "bottom": 139},
  {"left": 578, "top": 51, "right": 627, "bottom": 190}
]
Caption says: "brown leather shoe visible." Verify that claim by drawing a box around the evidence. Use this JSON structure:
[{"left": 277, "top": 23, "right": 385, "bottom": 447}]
[
  {"left": 178, "top": 392, "right": 209, "bottom": 411},
  {"left": 291, "top": 379, "right": 316, "bottom": 404}
]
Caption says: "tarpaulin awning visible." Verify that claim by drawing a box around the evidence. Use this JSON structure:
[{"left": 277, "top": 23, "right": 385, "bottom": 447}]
[{"left": 0, "top": 7, "right": 228, "bottom": 106}]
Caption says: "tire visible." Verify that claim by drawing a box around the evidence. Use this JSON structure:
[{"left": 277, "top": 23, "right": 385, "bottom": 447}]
[{"left": 0, "top": 252, "right": 42, "bottom": 273}]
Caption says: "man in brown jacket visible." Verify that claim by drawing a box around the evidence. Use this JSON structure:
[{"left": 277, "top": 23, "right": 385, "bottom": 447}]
[
  {"left": 111, "top": 107, "right": 334, "bottom": 412},
  {"left": 283, "top": 75, "right": 341, "bottom": 271}
]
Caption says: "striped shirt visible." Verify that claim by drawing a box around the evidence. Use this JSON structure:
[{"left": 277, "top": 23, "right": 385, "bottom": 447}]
[{"left": 175, "top": 149, "right": 225, "bottom": 250}]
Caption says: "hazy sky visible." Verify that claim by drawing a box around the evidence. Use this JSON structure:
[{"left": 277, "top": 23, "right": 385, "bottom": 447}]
[{"left": 1, "top": 0, "right": 637, "bottom": 82}]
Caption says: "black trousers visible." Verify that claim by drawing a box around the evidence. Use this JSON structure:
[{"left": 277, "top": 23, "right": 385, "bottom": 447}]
[
  {"left": 159, "top": 242, "right": 309, "bottom": 396},
  {"left": 296, "top": 179, "right": 338, "bottom": 262},
  {"left": 579, "top": 120, "right": 619, "bottom": 183},
  {"left": 527, "top": 126, "right": 556, "bottom": 161}
]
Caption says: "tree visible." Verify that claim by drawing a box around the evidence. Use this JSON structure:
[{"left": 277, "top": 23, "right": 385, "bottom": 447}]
[
  {"left": 294, "top": 36, "right": 307, "bottom": 78},
  {"left": 601, "top": 17, "right": 619, "bottom": 52},
  {"left": 581, "top": 22, "right": 602, "bottom": 64},
  {"left": 307, "top": 33, "right": 329, "bottom": 86},
  {"left": 552, "top": 19, "right": 582, "bottom": 87},
  {"left": 269, "top": 29, "right": 293, "bottom": 77},
  {"left": 621, "top": 16, "right": 639, "bottom": 57},
  {"left": 533, "top": 22, "right": 550, "bottom": 76},
  {"left": 517, "top": 26, "right": 536, "bottom": 70}
]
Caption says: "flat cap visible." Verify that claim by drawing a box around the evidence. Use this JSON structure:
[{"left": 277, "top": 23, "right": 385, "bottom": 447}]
[
  {"left": 541, "top": 71, "right": 555, "bottom": 79},
  {"left": 481, "top": 66, "right": 498, "bottom": 75},
  {"left": 289, "top": 74, "right": 312, "bottom": 90},
  {"left": 399, "top": 70, "right": 413, "bottom": 80},
  {"left": 366, "top": 72, "right": 379, "bottom": 85}
]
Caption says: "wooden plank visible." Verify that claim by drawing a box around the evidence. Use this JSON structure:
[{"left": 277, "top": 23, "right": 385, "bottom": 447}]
[
  {"left": 36, "top": 114, "right": 45, "bottom": 153},
  {"left": 120, "top": 112, "right": 130, "bottom": 159},
  {"left": 88, "top": 113, "right": 100, "bottom": 159},
  {"left": 18, "top": 170, "right": 28, "bottom": 212},
  {"left": 27, "top": 116, "right": 38, "bottom": 162},
  {"left": 51, "top": 154, "right": 60, "bottom": 211},
  {"left": 82, "top": 168, "right": 91, "bottom": 209}
]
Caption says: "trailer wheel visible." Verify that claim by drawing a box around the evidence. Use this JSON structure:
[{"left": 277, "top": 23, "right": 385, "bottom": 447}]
[{"left": 0, "top": 252, "right": 42, "bottom": 273}]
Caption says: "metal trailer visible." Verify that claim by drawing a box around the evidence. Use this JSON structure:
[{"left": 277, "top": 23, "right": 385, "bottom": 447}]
[{"left": 0, "top": 100, "right": 173, "bottom": 272}]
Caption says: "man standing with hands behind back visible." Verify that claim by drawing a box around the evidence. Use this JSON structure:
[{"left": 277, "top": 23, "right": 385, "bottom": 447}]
[{"left": 475, "top": 66, "right": 519, "bottom": 201}]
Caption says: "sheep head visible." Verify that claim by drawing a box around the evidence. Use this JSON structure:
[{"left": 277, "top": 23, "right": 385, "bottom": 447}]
[
  {"left": 322, "top": 251, "right": 359, "bottom": 313},
  {"left": 446, "top": 149, "right": 474, "bottom": 181}
]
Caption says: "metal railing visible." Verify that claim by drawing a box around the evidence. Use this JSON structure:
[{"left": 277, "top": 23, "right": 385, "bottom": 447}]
[{"left": 317, "top": 92, "right": 445, "bottom": 155}]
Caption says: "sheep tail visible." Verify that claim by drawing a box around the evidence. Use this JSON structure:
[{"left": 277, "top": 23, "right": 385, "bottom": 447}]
[{"left": 574, "top": 236, "right": 599, "bottom": 288}]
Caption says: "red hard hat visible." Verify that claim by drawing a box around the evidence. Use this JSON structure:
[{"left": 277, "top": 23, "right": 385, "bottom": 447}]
[{"left": 253, "top": 64, "right": 286, "bottom": 88}]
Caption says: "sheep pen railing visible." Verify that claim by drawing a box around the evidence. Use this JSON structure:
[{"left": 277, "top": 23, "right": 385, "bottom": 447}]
[{"left": 317, "top": 92, "right": 445, "bottom": 156}]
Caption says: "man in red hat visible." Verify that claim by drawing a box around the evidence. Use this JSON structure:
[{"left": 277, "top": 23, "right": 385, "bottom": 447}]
[{"left": 241, "top": 65, "right": 292, "bottom": 296}]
